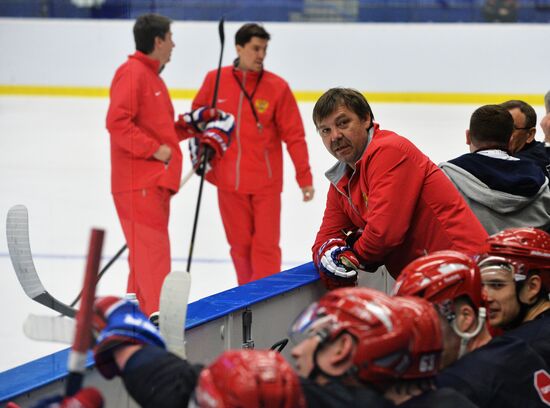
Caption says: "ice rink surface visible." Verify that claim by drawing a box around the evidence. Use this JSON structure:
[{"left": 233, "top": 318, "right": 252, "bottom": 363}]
[{"left": 0, "top": 95, "right": 547, "bottom": 372}]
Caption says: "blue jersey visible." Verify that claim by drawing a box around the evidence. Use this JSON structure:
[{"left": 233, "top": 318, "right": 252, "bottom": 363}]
[
  {"left": 504, "top": 309, "right": 550, "bottom": 366},
  {"left": 436, "top": 335, "right": 550, "bottom": 407}
]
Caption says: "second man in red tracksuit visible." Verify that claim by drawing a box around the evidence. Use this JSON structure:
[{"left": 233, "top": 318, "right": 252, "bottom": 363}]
[{"left": 193, "top": 23, "right": 314, "bottom": 285}]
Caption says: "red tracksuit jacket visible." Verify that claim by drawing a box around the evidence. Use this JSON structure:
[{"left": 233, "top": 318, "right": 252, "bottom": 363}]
[
  {"left": 192, "top": 66, "right": 312, "bottom": 194},
  {"left": 313, "top": 124, "right": 488, "bottom": 278},
  {"left": 106, "top": 51, "right": 189, "bottom": 194}
]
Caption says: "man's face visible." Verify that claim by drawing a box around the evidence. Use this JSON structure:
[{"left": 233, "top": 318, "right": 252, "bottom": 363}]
[
  {"left": 236, "top": 37, "right": 268, "bottom": 72},
  {"left": 481, "top": 265, "right": 520, "bottom": 328},
  {"left": 508, "top": 107, "right": 535, "bottom": 153},
  {"left": 290, "top": 335, "right": 319, "bottom": 378},
  {"left": 316, "top": 105, "right": 370, "bottom": 168},
  {"left": 157, "top": 31, "right": 175, "bottom": 66}
]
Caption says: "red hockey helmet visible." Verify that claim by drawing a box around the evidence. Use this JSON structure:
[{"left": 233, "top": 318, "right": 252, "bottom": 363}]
[
  {"left": 393, "top": 250, "right": 483, "bottom": 319},
  {"left": 482, "top": 228, "right": 550, "bottom": 290},
  {"left": 289, "top": 287, "right": 442, "bottom": 383},
  {"left": 194, "top": 350, "right": 305, "bottom": 408}
]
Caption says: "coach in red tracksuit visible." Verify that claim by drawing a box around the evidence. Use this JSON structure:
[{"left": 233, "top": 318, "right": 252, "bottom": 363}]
[
  {"left": 192, "top": 23, "right": 314, "bottom": 285},
  {"left": 106, "top": 15, "right": 192, "bottom": 318},
  {"left": 311, "top": 88, "right": 488, "bottom": 290}
]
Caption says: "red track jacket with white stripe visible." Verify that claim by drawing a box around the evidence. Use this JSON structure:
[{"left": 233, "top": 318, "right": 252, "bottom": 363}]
[{"left": 192, "top": 66, "right": 313, "bottom": 194}]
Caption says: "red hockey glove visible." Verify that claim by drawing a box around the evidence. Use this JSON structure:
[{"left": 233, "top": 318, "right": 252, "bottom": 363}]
[
  {"left": 188, "top": 111, "right": 234, "bottom": 175},
  {"left": 92, "top": 296, "right": 165, "bottom": 379},
  {"left": 315, "top": 238, "right": 363, "bottom": 290},
  {"left": 176, "top": 107, "right": 221, "bottom": 139}
]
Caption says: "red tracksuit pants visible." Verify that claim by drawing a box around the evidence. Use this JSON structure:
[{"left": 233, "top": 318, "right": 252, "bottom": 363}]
[
  {"left": 218, "top": 189, "right": 282, "bottom": 285},
  {"left": 113, "top": 187, "right": 172, "bottom": 316}
]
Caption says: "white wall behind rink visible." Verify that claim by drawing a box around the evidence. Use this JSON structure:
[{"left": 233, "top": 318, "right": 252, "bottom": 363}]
[{"left": 1, "top": 18, "right": 549, "bottom": 94}]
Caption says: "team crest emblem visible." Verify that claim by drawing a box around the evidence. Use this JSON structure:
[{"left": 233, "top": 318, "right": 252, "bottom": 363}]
[
  {"left": 534, "top": 369, "right": 550, "bottom": 406},
  {"left": 255, "top": 99, "right": 269, "bottom": 114}
]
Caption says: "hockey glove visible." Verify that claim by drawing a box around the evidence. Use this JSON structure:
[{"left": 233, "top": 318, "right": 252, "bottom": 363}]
[
  {"left": 93, "top": 296, "right": 165, "bottom": 379},
  {"left": 25, "top": 387, "right": 104, "bottom": 408},
  {"left": 176, "top": 107, "right": 220, "bottom": 138},
  {"left": 315, "top": 238, "right": 363, "bottom": 290},
  {"left": 189, "top": 111, "right": 234, "bottom": 175}
]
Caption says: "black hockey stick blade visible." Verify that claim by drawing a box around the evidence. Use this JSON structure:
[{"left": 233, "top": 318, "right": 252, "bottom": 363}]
[
  {"left": 6, "top": 205, "right": 77, "bottom": 318},
  {"left": 211, "top": 16, "right": 225, "bottom": 109}
]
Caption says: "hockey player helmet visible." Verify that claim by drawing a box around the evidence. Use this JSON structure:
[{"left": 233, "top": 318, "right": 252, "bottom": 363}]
[
  {"left": 481, "top": 227, "right": 550, "bottom": 291},
  {"left": 393, "top": 250, "right": 483, "bottom": 321},
  {"left": 289, "top": 287, "right": 442, "bottom": 384},
  {"left": 194, "top": 349, "right": 305, "bottom": 408}
]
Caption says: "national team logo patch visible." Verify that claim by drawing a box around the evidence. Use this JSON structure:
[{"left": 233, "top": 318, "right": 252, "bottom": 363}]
[
  {"left": 534, "top": 369, "right": 550, "bottom": 406},
  {"left": 255, "top": 99, "right": 269, "bottom": 114}
]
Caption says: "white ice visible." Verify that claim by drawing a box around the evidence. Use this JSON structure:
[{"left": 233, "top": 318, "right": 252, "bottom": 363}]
[{"left": 0, "top": 96, "right": 546, "bottom": 372}]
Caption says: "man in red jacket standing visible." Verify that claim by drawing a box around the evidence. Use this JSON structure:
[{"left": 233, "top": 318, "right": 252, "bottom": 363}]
[
  {"left": 106, "top": 14, "right": 233, "bottom": 319},
  {"left": 192, "top": 23, "right": 315, "bottom": 285},
  {"left": 312, "top": 88, "right": 488, "bottom": 290}
]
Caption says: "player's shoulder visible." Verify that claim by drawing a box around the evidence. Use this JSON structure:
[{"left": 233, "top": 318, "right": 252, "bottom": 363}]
[
  {"left": 205, "top": 65, "right": 233, "bottom": 78},
  {"left": 262, "top": 69, "right": 291, "bottom": 87},
  {"left": 368, "top": 126, "right": 424, "bottom": 159}
]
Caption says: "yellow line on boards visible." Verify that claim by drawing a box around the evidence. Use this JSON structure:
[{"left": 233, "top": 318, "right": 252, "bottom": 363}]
[{"left": 0, "top": 85, "right": 545, "bottom": 106}]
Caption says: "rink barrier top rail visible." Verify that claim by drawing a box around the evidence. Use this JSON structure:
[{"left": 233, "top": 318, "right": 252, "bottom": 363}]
[{"left": 0, "top": 262, "right": 319, "bottom": 403}]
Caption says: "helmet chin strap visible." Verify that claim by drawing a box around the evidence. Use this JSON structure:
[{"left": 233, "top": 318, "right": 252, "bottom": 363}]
[{"left": 451, "top": 307, "right": 487, "bottom": 358}]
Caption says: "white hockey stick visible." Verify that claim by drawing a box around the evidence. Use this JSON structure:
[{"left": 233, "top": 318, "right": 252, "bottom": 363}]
[
  {"left": 23, "top": 313, "right": 75, "bottom": 344},
  {"left": 159, "top": 270, "right": 191, "bottom": 359},
  {"left": 23, "top": 270, "right": 192, "bottom": 346},
  {"left": 24, "top": 271, "right": 193, "bottom": 350},
  {"left": 7, "top": 205, "right": 77, "bottom": 318}
]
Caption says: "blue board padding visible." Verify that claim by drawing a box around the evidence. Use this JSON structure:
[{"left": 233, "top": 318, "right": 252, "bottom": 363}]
[
  {"left": 0, "top": 349, "right": 95, "bottom": 402},
  {"left": 0, "top": 262, "right": 319, "bottom": 402},
  {"left": 186, "top": 262, "right": 318, "bottom": 329}
]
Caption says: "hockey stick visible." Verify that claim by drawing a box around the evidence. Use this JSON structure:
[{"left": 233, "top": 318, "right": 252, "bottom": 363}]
[
  {"left": 23, "top": 313, "right": 75, "bottom": 344},
  {"left": 24, "top": 270, "right": 192, "bottom": 347},
  {"left": 7, "top": 205, "right": 77, "bottom": 318},
  {"left": 66, "top": 228, "right": 104, "bottom": 396},
  {"left": 69, "top": 243, "right": 127, "bottom": 308},
  {"left": 159, "top": 270, "right": 191, "bottom": 359},
  {"left": 186, "top": 17, "right": 225, "bottom": 273}
]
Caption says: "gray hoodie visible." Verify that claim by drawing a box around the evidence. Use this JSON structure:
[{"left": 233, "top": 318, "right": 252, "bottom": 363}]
[{"left": 440, "top": 151, "right": 550, "bottom": 235}]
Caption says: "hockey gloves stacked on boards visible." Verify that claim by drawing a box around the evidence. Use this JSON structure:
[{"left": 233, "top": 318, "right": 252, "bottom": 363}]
[{"left": 315, "top": 235, "right": 366, "bottom": 290}]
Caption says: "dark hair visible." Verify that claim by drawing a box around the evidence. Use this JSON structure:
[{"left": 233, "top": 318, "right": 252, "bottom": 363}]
[
  {"left": 501, "top": 100, "right": 537, "bottom": 129},
  {"left": 235, "top": 23, "right": 270, "bottom": 46},
  {"left": 469, "top": 104, "right": 513, "bottom": 148},
  {"left": 312, "top": 88, "right": 374, "bottom": 127},
  {"left": 133, "top": 13, "right": 172, "bottom": 54}
]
